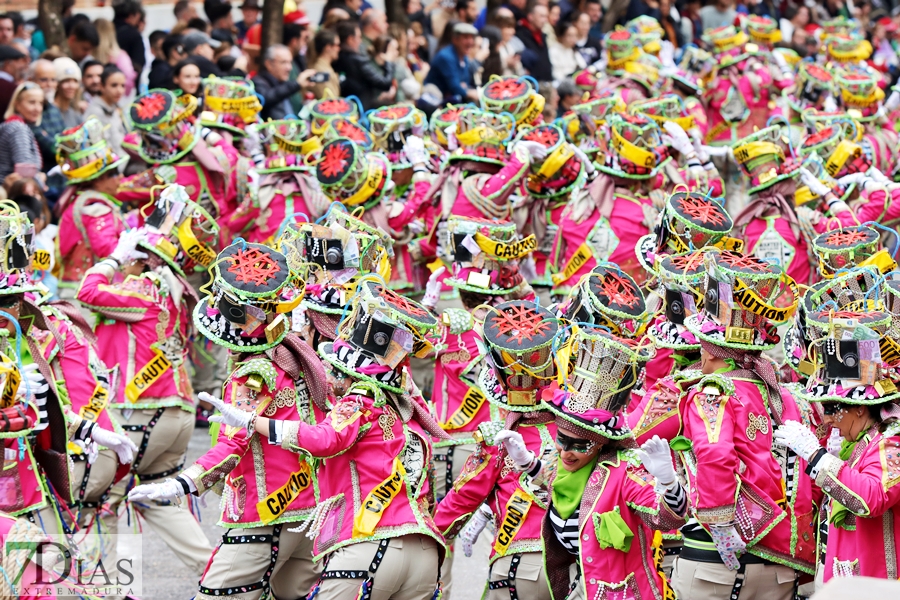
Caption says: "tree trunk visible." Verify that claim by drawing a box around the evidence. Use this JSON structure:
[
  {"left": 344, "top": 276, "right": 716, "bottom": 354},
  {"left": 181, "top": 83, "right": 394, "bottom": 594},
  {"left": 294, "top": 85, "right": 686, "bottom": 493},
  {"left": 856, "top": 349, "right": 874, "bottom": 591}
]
[
  {"left": 385, "top": 0, "right": 408, "bottom": 26},
  {"left": 487, "top": 0, "right": 504, "bottom": 16},
  {"left": 261, "top": 0, "right": 285, "bottom": 57},
  {"left": 38, "top": 0, "right": 67, "bottom": 53}
]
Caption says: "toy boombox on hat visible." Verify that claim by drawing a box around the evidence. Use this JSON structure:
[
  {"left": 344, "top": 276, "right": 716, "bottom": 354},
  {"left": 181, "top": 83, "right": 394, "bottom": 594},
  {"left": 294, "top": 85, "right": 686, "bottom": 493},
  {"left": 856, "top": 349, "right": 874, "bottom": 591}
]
[
  {"left": 450, "top": 107, "right": 515, "bottom": 166},
  {"left": 564, "top": 263, "right": 649, "bottom": 338},
  {"left": 785, "top": 62, "right": 835, "bottom": 114},
  {"left": 646, "top": 251, "right": 706, "bottom": 350},
  {"left": 444, "top": 216, "right": 533, "bottom": 295},
  {"left": 200, "top": 76, "right": 263, "bottom": 137},
  {"left": 0, "top": 204, "right": 38, "bottom": 297}
]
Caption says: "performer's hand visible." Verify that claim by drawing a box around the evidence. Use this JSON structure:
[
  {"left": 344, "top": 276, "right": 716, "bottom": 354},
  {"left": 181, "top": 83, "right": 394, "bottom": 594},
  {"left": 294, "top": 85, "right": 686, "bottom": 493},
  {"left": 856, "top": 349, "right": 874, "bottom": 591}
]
[
  {"left": 702, "top": 144, "right": 734, "bottom": 161},
  {"left": 798, "top": 168, "right": 831, "bottom": 198},
  {"left": 110, "top": 229, "right": 149, "bottom": 264},
  {"left": 636, "top": 435, "right": 677, "bottom": 491},
  {"left": 90, "top": 427, "right": 138, "bottom": 464},
  {"left": 512, "top": 140, "right": 548, "bottom": 162},
  {"left": 773, "top": 420, "right": 821, "bottom": 461},
  {"left": 18, "top": 363, "right": 48, "bottom": 404},
  {"left": 662, "top": 121, "right": 695, "bottom": 158},
  {"left": 422, "top": 266, "right": 445, "bottom": 309},
  {"left": 201, "top": 392, "right": 253, "bottom": 431},
  {"left": 458, "top": 504, "right": 492, "bottom": 557},
  {"left": 709, "top": 524, "right": 746, "bottom": 570},
  {"left": 495, "top": 429, "right": 535, "bottom": 470},
  {"left": 128, "top": 478, "right": 185, "bottom": 503},
  {"left": 403, "top": 135, "right": 429, "bottom": 170}
]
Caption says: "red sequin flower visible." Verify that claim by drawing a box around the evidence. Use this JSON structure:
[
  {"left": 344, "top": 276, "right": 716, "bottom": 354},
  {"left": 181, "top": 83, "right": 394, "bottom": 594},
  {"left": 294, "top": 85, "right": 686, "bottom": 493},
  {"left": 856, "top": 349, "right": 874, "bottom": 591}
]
[
  {"left": 135, "top": 93, "right": 167, "bottom": 120},
  {"left": 486, "top": 79, "right": 527, "bottom": 100}
]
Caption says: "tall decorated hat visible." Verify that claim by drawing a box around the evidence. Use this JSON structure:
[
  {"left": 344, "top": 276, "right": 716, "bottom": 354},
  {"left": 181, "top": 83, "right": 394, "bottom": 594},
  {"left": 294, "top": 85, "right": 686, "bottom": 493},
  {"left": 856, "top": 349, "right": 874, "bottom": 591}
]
[
  {"left": 826, "top": 34, "right": 873, "bottom": 65},
  {"left": 559, "top": 94, "right": 625, "bottom": 156},
  {"left": 444, "top": 215, "right": 533, "bottom": 295},
  {"left": 630, "top": 94, "right": 695, "bottom": 132},
  {"left": 546, "top": 324, "right": 653, "bottom": 440},
  {"left": 193, "top": 242, "right": 304, "bottom": 352},
  {"left": 55, "top": 117, "right": 128, "bottom": 184},
  {"left": 315, "top": 137, "right": 391, "bottom": 210},
  {"left": 136, "top": 183, "right": 219, "bottom": 278},
  {"left": 821, "top": 16, "right": 861, "bottom": 37},
  {"left": 563, "top": 263, "right": 650, "bottom": 338},
  {"left": 429, "top": 103, "right": 470, "bottom": 149},
  {"left": 881, "top": 278, "right": 900, "bottom": 341},
  {"left": 449, "top": 107, "right": 515, "bottom": 166},
  {"left": 515, "top": 124, "right": 586, "bottom": 199},
  {"left": 744, "top": 15, "right": 782, "bottom": 46},
  {"left": 784, "top": 62, "right": 835, "bottom": 114},
  {"left": 255, "top": 119, "right": 322, "bottom": 174},
  {"left": 308, "top": 96, "right": 361, "bottom": 136},
  {"left": 129, "top": 89, "right": 200, "bottom": 164},
  {"left": 321, "top": 118, "right": 374, "bottom": 149},
  {"left": 596, "top": 112, "right": 669, "bottom": 179},
  {"left": 628, "top": 16, "right": 664, "bottom": 54},
  {"left": 605, "top": 28, "right": 641, "bottom": 69},
  {"left": 0, "top": 203, "right": 39, "bottom": 297},
  {"left": 479, "top": 300, "right": 559, "bottom": 411},
  {"left": 480, "top": 75, "right": 545, "bottom": 126},
  {"left": 732, "top": 124, "right": 801, "bottom": 195},
  {"left": 200, "top": 76, "right": 263, "bottom": 136},
  {"left": 797, "top": 118, "right": 868, "bottom": 185},
  {"left": 811, "top": 225, "right": 893, "bottom": 277},
  {"left": 646, "top": 251, "right": 705, "bottom": 351},
  {"left": 366, "top": 103, "right": 427, "bottom": 170},
  {"left": 321, "top": 277, "right": 438, "bottom": 394},
  {"left": 836, "top": 69, "right": 884, "bottom": 121},
  {"left": 685, "top": 250, "right": 799, "bottom": 350},
  {"left": 702, "top": 24, "right": 750, "bottom": 57}
]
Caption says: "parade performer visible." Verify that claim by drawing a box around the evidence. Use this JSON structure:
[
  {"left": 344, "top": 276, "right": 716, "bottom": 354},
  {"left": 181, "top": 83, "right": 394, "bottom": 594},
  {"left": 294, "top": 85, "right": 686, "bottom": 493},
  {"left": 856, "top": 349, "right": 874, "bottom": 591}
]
[
  {"left": 834, "top": 69, "right": 898, "bottom": 178},
  {"left": 78, "top": 184, "right": 217, "bottom": 575},
  {"left": 435, "top": 300, "right": 560, "bottom": 600},
  {"left": 198, "top": 76, "right": 263, "bottom": 142},
  {"left": 129, "top": 240, "right": 329, "bottom": 600}
]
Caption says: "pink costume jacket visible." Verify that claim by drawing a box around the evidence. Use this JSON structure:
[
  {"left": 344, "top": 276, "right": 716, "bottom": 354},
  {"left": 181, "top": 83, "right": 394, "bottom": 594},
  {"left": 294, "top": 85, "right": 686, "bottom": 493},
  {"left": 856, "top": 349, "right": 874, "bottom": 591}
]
[
  {"left": 56, "top": 191, "right": 126, "bottom": 292},
  {"left": 529, "top": 198, "right": 567, "bottom": 288},
  {"left": 386, "top": 179, "right": 434, "bottom": 295},
  {"left": 434, "top": 418, "right": 556, "bottom": 563},
  {"left": 443, "top": 153, "right": 530, "bottom": 221},
  {"left": 76, "top": 270, "right": 195, "bottom": 412},
  {"left": 741, "top": 209, "right": 813, "bottom": 287},
  {"left": 542, "top": 448, "right": 686, "bottom": 600},
  {"left": 285, "top": 386, "right": 446, "bottom": 561},
  {"left": 862, "top": 125, "right": 898, "bottom": 178},
  {"left": 704, "top": 61, "right": 775, "bottom": 145},
  {"left": 814, "top": 422, "right": 900, "bottom": 580},
  {"left": 0, "top": 512, "right": 55, "bottom": 599},
  {"left": 679, "top": 372, "right": 818, "bottom": 573},
  {"left": 628, "top": 373, "right": 691, "bottom": 446},
  {"left": 181, "top": 356, "right": 323, "bottom": 528}
]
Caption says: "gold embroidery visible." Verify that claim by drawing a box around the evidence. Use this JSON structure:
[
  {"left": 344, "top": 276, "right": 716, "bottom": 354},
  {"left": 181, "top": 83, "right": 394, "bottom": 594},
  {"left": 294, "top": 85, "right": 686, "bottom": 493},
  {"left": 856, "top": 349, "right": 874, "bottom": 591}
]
[
  {"left": 746, "top": 413, "right": 769, "bottom": 441},
  {"left": 378, "top": 406, "right": 397, "bottom": 441}
]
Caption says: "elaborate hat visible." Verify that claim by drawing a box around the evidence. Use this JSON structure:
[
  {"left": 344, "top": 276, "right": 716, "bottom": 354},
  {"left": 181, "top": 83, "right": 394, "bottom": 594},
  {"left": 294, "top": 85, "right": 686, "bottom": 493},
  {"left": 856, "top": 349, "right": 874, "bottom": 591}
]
[
  {"left": 826, "top": 34, "right": 873, "bottom": 64},
  {"left": 646, "top": 251, "right": 705, "bottom": 351},
  {"left": 783, "top": 62, "right": 835, "bottom": 114},
  {"left": 546, "top": 325, "right": 653, "bottom": 440},
  {"left": 563, "top": 263, "right": 649, "bottom": 338},
  {"left": 821, "top": 16, "right": 861, "bottom": 37},
  {"left": 200, "top": 76, "right": 263, "bottom": 136},
  {"left": 480, "top": 300, "right": 559, "bottom": 411},
  {"left": 797, "top": 118, "right": 868, "bottom": 184},
  {"left": 321, "top": 117, "right": 374, "bottom": 149},
  {"left": 0, "top": 350, "right": 30, "bottom": 435},
  {"left": 480, "top": 75, "right": 545, "bottom": 126},
  {"left": 605, "top": 28, "right": 641, "bottom": 67},
  {"left": 429, "top": 103, "right": 470, "bottom": 149},
  {"left": 137, "top": 183, "right": 220, "bottom": 278},
  {"left": 129, "top": 89, "right": 200, "bottom": 164},
  {"left": 596, "top": 112, "right": 670, "bottom": 180},
  {"left": 55, "top": 117, "right": 128, "bottom": 184},
  {"left": 559, "top": 94, "right": 625, "bottom": 155},
  {"left": 315, "top": 138, "right": 391, "bottom": 209},
  {"left": 194, "top": 242, "right": 304, "bottom": 352},
  {"left": 0, "top": 202, "right": 39, "bottom": 297},
  {"left": 515, "top": 124, "right": 586, "bottom": 199},
  {"left": 444, "top": 215, "right": 532, "bottom": 295},
  {"left": 685, "top": 250, "right": 799, "bottom": 350},
  {"left": 605, "top": 29, "right": 661, "bottom": 89},
  {"left": 836, "top": 69, "right": 884, "bottom": 121},
  {"left": 745, "top": 15, "right": 782, "bottom": 46},
  {"left": 702, "top": 24, "right": 750, "bottom": 56},
  {"left": 308, "top": 96, "right": 362, "bottom": 136},
  {"left": 630, "top": 94, "right": 695, "bottom": 132},
  {"left": 366, "top": 103, "right": 427, "bottom": 170},
  {"left": 732, "top": 124, "right": 800, "bottom": 194},
  {"left": 320, "top": 278, "right": 438, "bottom": 393},
  {"left": 812, "top": 225, "right": 894, "bottom": 277},
  {"left": 255, "top": 119, "right": 322, "bottom": 174},
  {"left": 449, "top": 107, "right": 515, "bottom": 166}
]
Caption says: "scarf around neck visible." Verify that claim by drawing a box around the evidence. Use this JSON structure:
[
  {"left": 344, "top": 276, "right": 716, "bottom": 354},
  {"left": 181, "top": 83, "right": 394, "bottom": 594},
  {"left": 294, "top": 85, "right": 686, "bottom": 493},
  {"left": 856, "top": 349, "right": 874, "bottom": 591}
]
[{"left": 552, "top": 455, "right": 598, "bottom": 519}]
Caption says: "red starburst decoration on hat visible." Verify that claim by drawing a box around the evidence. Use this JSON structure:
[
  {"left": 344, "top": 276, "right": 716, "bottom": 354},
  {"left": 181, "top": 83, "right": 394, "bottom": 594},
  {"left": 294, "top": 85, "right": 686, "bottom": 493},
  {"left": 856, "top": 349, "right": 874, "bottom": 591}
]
[
  {"left": 438, "top": 106, "right": 464, "bottom": 123},
  {"left": 718, "top": 251, "right": 769, "bottom": 272},
  {"left": 825, "top": 229, "right": 871, "bottom": 247},
  {"left": 376, "top": 106, "right": 412, "bottom": 120},
  {"left": 380, "top": 286, "right": 428, "bottom": 317},
  {"left": 523, "top": 127, "right": 560, "bottom": 147},
  {"left": 486, "top": 79, "right": 527, "bottom": 100},
  {"left": 335, "top": 120, "right": 369, "bottom": 143},
  {"left": 804, "top": 126, "right": 836, "bottom": 147},
  {"left": 226, "top": 247, "right": 281, "bottom": 286},
  {"left": 677, "top": 196, "right": 727, "bottom": 226},
  {"left": 666, "top": 253, "right": 704, "bottom": 273},
  {"left": 490, "top": 304, "right": 553, "bottom": 345},
  {"left": 320, "top": 143, "right": 352, "bottom": 178},
  {"left": 317, "top": 98, "right": 351, "bottom": 115},
  {"left": 597, "top": 272, "right": 640, "bottom": 308},
  {"left": 135, "top": 93, "right": 167, "bottom": 120}
]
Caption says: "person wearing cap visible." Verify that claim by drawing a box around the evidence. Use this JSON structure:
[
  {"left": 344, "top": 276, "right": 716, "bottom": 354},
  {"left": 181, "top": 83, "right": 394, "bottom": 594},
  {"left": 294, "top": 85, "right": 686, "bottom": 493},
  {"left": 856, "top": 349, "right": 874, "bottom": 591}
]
[
  {"left": 128, "top": 238, "right": 331, "bottom": 600},
  {"left": 78, "top": 186, "right": 217, "bottom": 576},
  {"left": 236, "top": 0, "right": 261, "bottom": 41},
  {"left": 0, "top": 44, "right": 27, "bottom": 121},
  {"left": 424, "top": 22, "right": 479, "bottom": 103},
  {"left": 113, "top": 0, "right": 146, "bottom": 77},
  {"left": 184, "top": 30, "right": 224, "bottom": 78},
  {"left": 52, "top": 57, "right": 84, "bottom": 129}
]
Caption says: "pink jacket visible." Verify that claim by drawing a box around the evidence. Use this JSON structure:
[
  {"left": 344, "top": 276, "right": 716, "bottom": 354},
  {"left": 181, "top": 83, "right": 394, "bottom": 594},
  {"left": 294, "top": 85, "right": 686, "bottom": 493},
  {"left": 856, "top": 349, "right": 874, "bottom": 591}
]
[
  {"left": 743, "top": 213, "right": 813, "bottom": 287},
  {"left": 628, "top": 374, "right": 688, "bottom": 446},
  {"left": 704, "top": 62, "right": 774, "bottom": 144},
  {"left": 431, "top": 326, "right": 490, "bottom": 443},
  {"left": 386, "top": 180, "right": 434, "bottom": 294},
  {"left": 449, "top": 156, "right": 530, "bottom": 220},
  {"left": 817, "top": 423, "right": 900, "bottom": 580},
  {"left": 226, "top": 172, "right": 325, "bottom": 244},
  {"left": 56, "top": 191, "right": 126, "bottom": 287},
  {"left": 0, "top": 432, "right": 46, "bottom": 517},
  {"left": 434, "top": 420, "right": 556, "bottom": 562},
  {"left": 77, "top": 271, "right": 194, "bottom": 412},
  {"left": 290, "top": 389, "right": 445, "bottom": 560},
  {"left": 680, "top": 373, "right": 818, "bottom": 573},
  {"left": 542, "top": 448, "right": 686, "bottom": 600},
  {"left": 181, "top": 359, "right": 322, "bottom": 528}
]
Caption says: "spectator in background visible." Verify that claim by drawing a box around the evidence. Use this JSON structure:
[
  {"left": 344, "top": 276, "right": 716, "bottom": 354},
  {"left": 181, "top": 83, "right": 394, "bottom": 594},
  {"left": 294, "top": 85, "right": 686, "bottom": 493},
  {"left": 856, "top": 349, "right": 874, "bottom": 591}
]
[
  {"left": 311, "top": 28, "right": 341, "bottom": 99},
  {"left": 320, "top": 0, "right": 362, "bottom": 24},
  {"left": 0, "top": 15, "right": 13, "bottom": 48},
  {"left": 187, "top": 17, "right": 211, "bottom": 33},
  {"left": 113, "top": 0, "right": 145, "bottom": 77},
  {"left": 550, "top": 20, "right": 586, "bottom": 82},
  {"left": 372, "top": 34, "right": 401, "bottom": 103},
  {"left": 84, "top": 65, "right": 127, "bottom": 173},
  {"left": 479, "top": 24, "right": 504, "bottom": 81},
  {"left": 6, "top": 12, "right": 32, "bottom": 60},
  {"left": 53, "top": 57, "right": 83, "bottom": 129},
  {"left": 81, "top": 59, "right": 103, "bottom": 103},
  {"left": 283, "top": 23, "right": 307, "bottom": 115},
  {"left": 0, "top": 82, "right": 43, "bottom": 183},
  {"left": 172, "top": 57, "right": 203, "bottom": 95},
  {"left": 457, "top": 0, "right": 480, "bottom": 24},
  {"left": 68, "top": 20, "right": 99, "bottom": 66},
  {"left": 423, "top": 22, "right": 478, "bottom": 102},
  {"left": 390, "top": 23, "right": 423, "bottom": 100},
  {"left": 183, "top": 31, "right": 222, "bottom": 78},
  {"left": 252, "top": 45, "right": 315, "bottom": 119},
  {"left": 571, "top": 11, "right": 601, "bottom": 64},
  {"left": 334, "top": 20, "right": 396, "bottom": 109},
  {"left": 236, "top": 0, "right": 261, "bottom": 41},
  {"left": 681, "top": 0, "right": 702, "bottom": 43},
  {"left": 94, "top": 19, "right": 138, "bottom": 95},
  {"left": 546, "top": 2, "right": 561, "bottom": 46},
  {"left": 360, "top": 9, "right": 389, "bottom": 55},
  {"left": 149, "top": 30, "right": 168, "bottom": 62},
  {"left": 700, "top": 0, "right": 736, "bottom": 32},
  {"left": 205, "top": 0, "right": 235, "bottom": 32},
  {"left": 174, "top": 1, "right": 198, "bottom": 27},
  {"left": 285, "top": 10, "right": 312, "bottom": 70},
  {"left": 0, "top": 45, "right": 27, "bottom": 116},
  {"left": 407, "top": 23, "right": 430, "bottom": 77},
  {"left": 26, "top": 59, "right": 65, "bottom": 172},
  {"left": 556, "top": 79, "right": 581, "bottom": 116},
  {"left": 780, "top": 4, "right": 810, "bottom": 44},
  {"left": 516, "top": 0, "right": 553, "bottom": 83},
  {"left": 584, "top": 0, "right": 603, "bottom": 38}
]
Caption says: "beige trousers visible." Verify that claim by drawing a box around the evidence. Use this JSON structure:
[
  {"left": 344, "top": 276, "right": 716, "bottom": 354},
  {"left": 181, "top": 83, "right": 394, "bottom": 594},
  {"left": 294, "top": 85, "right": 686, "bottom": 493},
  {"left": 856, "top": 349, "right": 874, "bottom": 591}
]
[
  {"left": 197, "top": 525, "right": 322, "bottom": 600},
  {"left": 69, "top": 448, "right": 118, "bottom": 511},
  {"left": 488, "top": 552, "right": 551, "bottom": 600},
  {"left": 315, "top": 535, "right": 440, "bottom": 600},
  {"left": 670, "top": 558, "right": 796, "bottom": 600}
]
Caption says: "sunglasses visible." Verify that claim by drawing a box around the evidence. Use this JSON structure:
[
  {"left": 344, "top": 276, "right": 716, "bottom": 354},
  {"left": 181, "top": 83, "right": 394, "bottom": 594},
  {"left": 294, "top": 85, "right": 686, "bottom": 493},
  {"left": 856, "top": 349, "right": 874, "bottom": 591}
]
[{"left": 556, "top": 431, "right": 596, "bottom": 454}]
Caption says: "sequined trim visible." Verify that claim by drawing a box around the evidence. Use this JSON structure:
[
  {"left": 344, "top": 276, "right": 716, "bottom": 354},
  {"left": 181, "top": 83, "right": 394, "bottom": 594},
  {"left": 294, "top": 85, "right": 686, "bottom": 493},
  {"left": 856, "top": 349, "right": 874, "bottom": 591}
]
[
  {"left": 885, "top": 509, "right": 897, "bottom": 579},
  {"left": 349, "top": 460, "right": 361, "bottom": 516},
  {"left": 695, "top": 504, "right": 736, "bottom": 525}
]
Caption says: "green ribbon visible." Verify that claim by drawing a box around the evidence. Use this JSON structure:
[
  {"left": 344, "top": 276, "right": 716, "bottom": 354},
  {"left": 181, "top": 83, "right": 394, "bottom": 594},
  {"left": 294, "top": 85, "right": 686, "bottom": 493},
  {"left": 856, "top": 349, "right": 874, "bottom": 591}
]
[{"left": 593, "top": 509, "right": 634, "bottom": 552}]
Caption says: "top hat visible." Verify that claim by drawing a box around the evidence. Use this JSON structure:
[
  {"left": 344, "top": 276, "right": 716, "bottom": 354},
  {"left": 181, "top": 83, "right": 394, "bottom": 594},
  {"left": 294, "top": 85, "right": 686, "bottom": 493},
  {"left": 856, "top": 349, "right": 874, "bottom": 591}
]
[
  {"left": 55, "top": 117, "right": 128, "bottom": 184},
  {"left": 309, "top": 96, "right": 362, "bottom": 136},
  {"left": 444, "top": 216, "right": 532, "bottom": 295},
  {"left": 596, "top": 112, "right": 670, "bottom": 180},
  {"left": 129, "top": 89, "right": 200, "bottom": 164},
  {"left": 515, "top": 124, "right": 586, "bottom": 199},
  {"left": 646, "top": 251, "right": 706, "bottom": 350},
  {"left": 256, "top": 119, "right": 322, "bottom": 174},
  {"left": 563, "top": 263, "right": 649, "bottom": 338},
  {"left": 481, "top": 75, "right": 545, "bottom": 126},
  {"left": 315, "top": 138, "right": 392, "bottom": 210},
  {"left": 733, "top": 124, "right": 801, "bottom": 194},
  {"left": 449, "top": 107, "right": 515, "bottom": 167},
  {"left": 367, "top": 103, "right": 427, "bottom": 170},
  {"left": 200, "top": 76, "right": 263, "bottom": 137}
]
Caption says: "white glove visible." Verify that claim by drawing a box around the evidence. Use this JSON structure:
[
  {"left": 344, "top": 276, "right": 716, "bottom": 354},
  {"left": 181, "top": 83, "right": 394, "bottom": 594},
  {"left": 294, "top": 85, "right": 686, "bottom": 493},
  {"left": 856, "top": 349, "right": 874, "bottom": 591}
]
[
  {"left": 127, "top": 478, "right": 185, "bottom": 503},
  {"left": 636, "top": 435, "right": 677, "bottom": 491},
  {"left": 885, "top": 90, "right": 900, "bottom": 114},
  {"left": 662, "top": 121, "right": 695, "bottom": 158},
  {"left": 570, "top": 144, "right": 596, "bottom": 174},
  {"left": 799, "top": 168, "right": 831, "bottom": 197},
  {"left": 702, "top": 145, "right": 734, "bottom": 161},
  {"left": 709, "top": 524, "right": 746, "bottom": 570},
  {"left": 658, "top": 40, "right": 675, "bottom": 67},
  {"left": 772, "top": 50, "right": 791, "bottom": 76},
  {"left": 422, "top": 266, "right": 445, "bottom": 309},
  {"left": 822, "top": 94, "right": 838, "bottom": 113},
  {"left": 773, "top": 420, "right": 822, "bottom": 462},
  {"left": 110, "top": 229, "right": 149, "bottom": 264},
  {"left": 458, "top": 505, "right": 491, "bottom": 557},
  {"left": 690, "top": 128, "right": 710, "bottom": 163},
  {"left": 19, "top": 363, "right": 48, "bottom": 403},
  {"left": 200, "top": 391, "right": 253, "bottom": 432},
  {"left": 495, "top": 429, "right": 535, "bottom": 470},
  {"left": 445, "top": 124, "right": 458, "bottom": 151},
  {"left": 826, "top": 427, "right": 843, "bottom": 457},
  {"left": 403, "top": 135, "right": 429, "bottom": 168},
  {"left": 868, "top": 167, "right": 891, "bottom": 184},
  {"left": 512, "top": 140, "right": 548, "bottom": 162},
  {"left": 90, "top": 427, "right": 138, "bottom": 464},
  {"left": 836, "top": 172, "right": 867, "bottom": 187}
]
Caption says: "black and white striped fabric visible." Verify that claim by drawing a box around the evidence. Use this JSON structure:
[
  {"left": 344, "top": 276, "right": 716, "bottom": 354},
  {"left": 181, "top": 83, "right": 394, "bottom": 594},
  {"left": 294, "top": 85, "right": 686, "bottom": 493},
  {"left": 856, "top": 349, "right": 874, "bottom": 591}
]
[
  {"left": 663, "top": 484, "right": 687, "bottom": 515},
  {"left": 549, "top": 504, "right": 581, "bottom": 555},
  {"left": 29, "top": 371, "right": 50, "bottom": 432}
]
